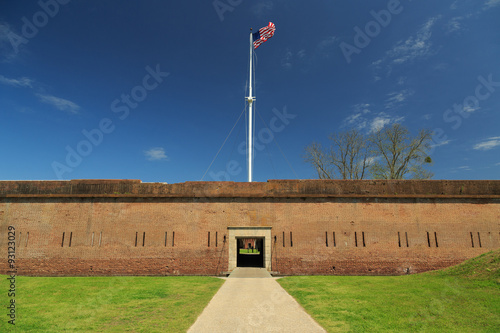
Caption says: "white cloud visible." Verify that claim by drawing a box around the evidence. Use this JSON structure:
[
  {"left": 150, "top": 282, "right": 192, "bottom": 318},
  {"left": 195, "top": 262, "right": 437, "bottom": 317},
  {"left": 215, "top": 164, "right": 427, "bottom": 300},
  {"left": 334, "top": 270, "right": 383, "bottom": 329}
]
[
  {"left": 0, "top": 75, "right": 33, "bottom": 87},
  {"left": 343, "top": 104, "right": 371, "bottom": 129},
  {"left": 446, "top": 17, "right": 464, "bottom": 33},
  {"left": 370, "top": 17, "right": 439, "bottom": 80},
  {"left": 397, "top": 77, "right": 407, "bottom": 86},
  {"left": 368, "top": 113, "right": 405, "bottom": 133},
  {"left": 353, "top": 103, "right": 371, "bottom": 113},
  {"left": 345, "top": 112, "right": 363, "bottom": 125},
  {"left": 344, "top": 104, "right": 404, "bottom": 133},
  {"left": 385, "top": 89, "right": 414, "bottom": 109},
  {"left": 387, "top": 91, "right": 408, "bottom": 103},
  {"left": 318, "top": 36, "right": 338, "bottom": 50},
  {"left": 281, "top": 50, "right": 293, "bottom": 69},
  {"left": 485, "top": 0, "right": 500, "bottom": 8},
  {"left": 281, "top": 49, "right": 308, "bottom": 69},
  {"left": 365, "top": 156, "right": 380, "bottom": 166},
  {"left": 450, "top": 165, "right": 472, "bottom": 173},
  {"left": 432, "top": 139, "right": 451, "bottom": 148},
  {"left": 315, "top": 36, "right": 339, "bottom": 59},
  {"left": 369, "top": 115, "right": 392, "bottom": 133},
  {"left": 422, "top": 114, "right": 432, "bottom": 120},
  {"left": 387, "top": 16, "right": 440, "bottom": 64},
  {"left": 36, "top": 94, "right": 80, "bottom": 114},
  {"left": 473, "top": 137, "right": 500, "bottom": 151},
  {"left": 144, "top": 147, "right": 168, "bottom": 161},
  {"left": 463, "top": 104, "right": 480, "bottom": 113}
]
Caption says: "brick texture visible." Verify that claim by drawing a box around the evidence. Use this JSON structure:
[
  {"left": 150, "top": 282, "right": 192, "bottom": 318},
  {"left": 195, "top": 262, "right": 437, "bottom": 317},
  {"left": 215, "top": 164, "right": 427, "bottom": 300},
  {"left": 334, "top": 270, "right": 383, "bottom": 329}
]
[{"left": 0, "top": 180, "right": 499, "bottom": 276}]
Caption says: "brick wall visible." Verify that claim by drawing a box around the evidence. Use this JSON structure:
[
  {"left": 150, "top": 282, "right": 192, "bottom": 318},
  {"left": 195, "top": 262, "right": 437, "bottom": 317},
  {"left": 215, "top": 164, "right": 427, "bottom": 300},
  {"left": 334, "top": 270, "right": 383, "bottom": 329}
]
[{"left": 0, "top": 180, "right": 499, "bottom": 276}]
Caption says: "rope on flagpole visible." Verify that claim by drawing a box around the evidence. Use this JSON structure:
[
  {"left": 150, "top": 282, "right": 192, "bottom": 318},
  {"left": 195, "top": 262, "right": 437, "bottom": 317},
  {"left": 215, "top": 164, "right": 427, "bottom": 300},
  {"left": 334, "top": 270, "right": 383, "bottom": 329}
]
[
  {"left": 255, "top": 109, "right": 299, "bottom": 179},
  {"left": 200, "top": 107, "right": 246, "bottom": 181}
]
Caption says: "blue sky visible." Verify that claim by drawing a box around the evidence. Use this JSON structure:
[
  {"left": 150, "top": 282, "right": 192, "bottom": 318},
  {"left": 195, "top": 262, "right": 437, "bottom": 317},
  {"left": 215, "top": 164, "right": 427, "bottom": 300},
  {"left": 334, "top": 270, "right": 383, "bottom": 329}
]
[{"left": 1, "top": 0, "right": 499, "bottom": 183}]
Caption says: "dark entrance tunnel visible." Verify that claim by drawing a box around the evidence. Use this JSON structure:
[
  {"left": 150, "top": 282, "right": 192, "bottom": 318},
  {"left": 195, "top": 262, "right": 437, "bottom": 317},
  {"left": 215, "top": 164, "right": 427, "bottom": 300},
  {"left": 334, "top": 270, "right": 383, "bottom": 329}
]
[{"left": 237, "top": 237, "right": 264, "bottom": 268}]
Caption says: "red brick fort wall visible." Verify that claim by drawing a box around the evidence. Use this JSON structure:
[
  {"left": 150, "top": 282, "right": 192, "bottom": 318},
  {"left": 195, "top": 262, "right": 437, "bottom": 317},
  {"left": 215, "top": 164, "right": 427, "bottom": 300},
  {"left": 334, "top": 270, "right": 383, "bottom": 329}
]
[{"left": 0, "top": 179, "right": 498, "bottom": 276}]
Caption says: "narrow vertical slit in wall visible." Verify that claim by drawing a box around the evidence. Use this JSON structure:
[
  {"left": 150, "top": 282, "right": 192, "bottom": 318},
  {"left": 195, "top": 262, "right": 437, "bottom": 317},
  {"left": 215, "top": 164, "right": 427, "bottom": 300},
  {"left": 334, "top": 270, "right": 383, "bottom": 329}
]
[
  {"left": 165, "top": 232, "right": 167, "bottom": 247},
  {"left": 325, "top": 232, "right": 329, "bottom": 247},
  {"left": 18, "top": 232, "right": 22, "bottom": 247},
  {"left": 172, "top": 232, "right": 175, "bottom": 247},
  {"left": 290, "top": 232, "right": 293, "bottom": 247},
  {"left": 216, "top": 232, "right": 218, "bottom": 247},
  {"left": 99, "top": 232, "right": 102, "bottom": 247},
  {"left": 405, "top": 232, "right": 409, "bottom": 247},
  {"left": 362, "top": 232, "right": 366, "bottom": 247},
  {"left": 434, "top": 232, "right": 438, "bottom": 248},
  {"left": 283, "top": 231, "right": 285, "bottom": 247},
  {"left": 91, "top": 232, "right": 95, "bottom": 247},
  {"left": 398, "top": 232, "right": 401, "bottom": 247},
  {"left": 426, "top": 232, "right": 431, "bottom": 247},
  {"left": 355, "top": 232, "right": 358, "bottom": 247},
  {"left": 69, "top": 232, "right": 73, "bottom": 247},
  {"left": 61, "top": 232, "right": 65, "bottom": 247},
  {"left": 208, "top": 232, "right": 211, "bottom": 247},
  {"left": 333, "top": 232, "right": 336, "bottom": 247},
  {"left": 142, "top": 232, "right": 146, "bottom": 247},
  {"left": 477, "top": 232, "right": 482, "bottom": 248},
  {"left": 135, "top": 232, "right": 138, "bottom": 247},
  {"left": 26, "top": 232, "right": 29, "bottom": 247},
  {"left": 470, "top": 232, "right": 474, "bottom": 247}
]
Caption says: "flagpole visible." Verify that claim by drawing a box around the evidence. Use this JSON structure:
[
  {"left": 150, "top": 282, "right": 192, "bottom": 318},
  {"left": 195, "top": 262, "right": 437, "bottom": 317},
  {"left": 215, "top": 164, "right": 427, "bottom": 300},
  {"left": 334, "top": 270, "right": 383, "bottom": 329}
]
[{"left": 247, "top": 29, "right": 255, "bottom": 183}]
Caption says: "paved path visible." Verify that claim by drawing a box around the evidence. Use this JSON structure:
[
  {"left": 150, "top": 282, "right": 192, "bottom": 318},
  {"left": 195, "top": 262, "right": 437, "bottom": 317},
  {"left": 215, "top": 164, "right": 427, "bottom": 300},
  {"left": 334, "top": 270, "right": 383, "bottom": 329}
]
[{"left": 188, "top": 268, "right": 326, "bottom": 333}]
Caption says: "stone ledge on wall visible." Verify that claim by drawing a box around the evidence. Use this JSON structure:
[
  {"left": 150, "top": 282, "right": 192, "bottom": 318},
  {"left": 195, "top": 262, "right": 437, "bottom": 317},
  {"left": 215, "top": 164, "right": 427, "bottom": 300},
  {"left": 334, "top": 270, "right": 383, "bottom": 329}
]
[{"left": 0, "top": 179, "right": 499, "bottom": 198}]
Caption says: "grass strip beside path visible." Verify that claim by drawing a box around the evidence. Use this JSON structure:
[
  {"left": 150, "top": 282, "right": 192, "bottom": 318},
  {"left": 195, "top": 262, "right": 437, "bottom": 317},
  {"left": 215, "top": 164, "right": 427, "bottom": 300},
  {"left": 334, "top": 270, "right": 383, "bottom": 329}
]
[
  {"left": 278, "top": 250, "right": 500, "bottom": 332},
  {"left": 1, "top": 275, "right": 223, "bottom": 332}
]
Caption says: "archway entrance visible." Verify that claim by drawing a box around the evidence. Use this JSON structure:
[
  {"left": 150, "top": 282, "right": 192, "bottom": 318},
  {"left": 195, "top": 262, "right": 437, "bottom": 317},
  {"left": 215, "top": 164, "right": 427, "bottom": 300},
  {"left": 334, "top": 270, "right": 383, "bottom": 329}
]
[
  {"left": 227, "top": 226, "right": 272, "bottom": 271},
  {"left": 237, "top": 237, "right": 264, "bottom": 267}
]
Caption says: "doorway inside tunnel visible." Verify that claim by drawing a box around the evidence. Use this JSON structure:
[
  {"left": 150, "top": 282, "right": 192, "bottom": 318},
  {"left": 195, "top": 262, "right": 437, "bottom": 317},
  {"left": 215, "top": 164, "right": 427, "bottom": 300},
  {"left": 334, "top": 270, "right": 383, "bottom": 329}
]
[
  {"left": 228, "top": 226, "right": 271, "bottom": 271},
  {"left": 236, "top": 237, "right": 264, "bottom": 268}
]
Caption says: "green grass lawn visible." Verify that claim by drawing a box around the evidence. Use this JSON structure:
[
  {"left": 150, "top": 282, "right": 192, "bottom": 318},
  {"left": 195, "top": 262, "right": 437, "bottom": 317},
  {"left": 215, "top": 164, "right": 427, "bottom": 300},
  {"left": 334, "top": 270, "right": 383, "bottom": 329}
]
[
  {"left": 2, "top": 251, "right": 498, "bottom": 332},
  {"left": 278, "top": 250, "right": 500, "bottom": 332},
  {"left": 1, "top": 275, "right": 223, "bottom": 332},
  {"left": 239, "top": 249, "right": 260, "bottom": 254}
]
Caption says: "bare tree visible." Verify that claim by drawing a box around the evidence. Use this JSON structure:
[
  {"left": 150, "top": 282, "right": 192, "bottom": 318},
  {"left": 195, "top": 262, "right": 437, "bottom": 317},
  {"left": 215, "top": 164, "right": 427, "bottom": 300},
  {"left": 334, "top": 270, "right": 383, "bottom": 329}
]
[
  {"left": 328, "top": 129, "right": 370, "bottom": 179},
  {"left": 369, "top": 123, "right": 433, "bottom": 179},
  {"left": 304, "top": 129, "right": 370, "bottom": 179},
  {"left": 303, "top": 142, "right": 334, "bottom": 179}
]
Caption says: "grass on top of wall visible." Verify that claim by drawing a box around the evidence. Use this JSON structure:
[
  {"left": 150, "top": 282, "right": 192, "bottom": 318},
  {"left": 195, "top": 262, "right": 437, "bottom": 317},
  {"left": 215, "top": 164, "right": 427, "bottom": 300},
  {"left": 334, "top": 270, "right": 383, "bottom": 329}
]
[
  {"left": 1, "top": 275, "right": 224, "bottom": 332},
  {"left": 278, "top": 250, "right": 500, "bottom": 333}
]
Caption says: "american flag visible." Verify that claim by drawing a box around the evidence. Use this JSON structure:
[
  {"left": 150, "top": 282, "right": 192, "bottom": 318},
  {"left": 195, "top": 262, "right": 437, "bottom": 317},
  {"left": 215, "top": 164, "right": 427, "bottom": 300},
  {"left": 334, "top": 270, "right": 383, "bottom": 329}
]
[{"left": 253, "top": 22, "right": 276, "bottom": 49}]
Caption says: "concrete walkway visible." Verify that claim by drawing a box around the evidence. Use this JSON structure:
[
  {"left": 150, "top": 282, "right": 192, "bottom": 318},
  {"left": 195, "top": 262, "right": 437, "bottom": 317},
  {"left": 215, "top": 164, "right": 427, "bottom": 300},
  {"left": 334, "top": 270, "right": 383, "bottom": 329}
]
[{"left": 188, "top": 268, "right": 326, "bottom": 333}]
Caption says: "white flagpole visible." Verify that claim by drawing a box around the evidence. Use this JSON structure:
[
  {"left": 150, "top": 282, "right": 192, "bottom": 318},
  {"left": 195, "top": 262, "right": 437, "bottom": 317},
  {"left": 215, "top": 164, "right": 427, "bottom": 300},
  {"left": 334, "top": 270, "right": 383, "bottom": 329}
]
[{"left": 247, "top": 30, "right": 255, "bottom": 182}]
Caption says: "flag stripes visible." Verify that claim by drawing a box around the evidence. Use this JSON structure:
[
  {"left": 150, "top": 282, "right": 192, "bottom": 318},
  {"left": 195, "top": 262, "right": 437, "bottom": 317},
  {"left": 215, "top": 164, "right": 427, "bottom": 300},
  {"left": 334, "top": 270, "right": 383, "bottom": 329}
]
[{"left": 253, "top": 22, "right": 276, "bottom": 49}]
